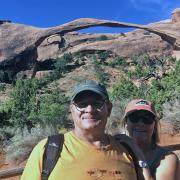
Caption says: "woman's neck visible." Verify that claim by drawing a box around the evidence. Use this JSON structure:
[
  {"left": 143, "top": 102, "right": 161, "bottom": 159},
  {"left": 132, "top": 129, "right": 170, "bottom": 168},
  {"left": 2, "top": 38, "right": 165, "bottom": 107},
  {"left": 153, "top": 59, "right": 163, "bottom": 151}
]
[{"left": 136, "top": 140, "right": 153, "bottom": 153}]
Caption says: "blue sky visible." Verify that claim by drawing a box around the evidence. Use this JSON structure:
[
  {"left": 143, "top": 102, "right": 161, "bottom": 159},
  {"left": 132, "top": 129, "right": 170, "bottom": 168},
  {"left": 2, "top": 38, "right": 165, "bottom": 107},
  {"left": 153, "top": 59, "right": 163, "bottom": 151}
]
[{"left": 1, "top": 0, "right": 180, "bottom": 33}]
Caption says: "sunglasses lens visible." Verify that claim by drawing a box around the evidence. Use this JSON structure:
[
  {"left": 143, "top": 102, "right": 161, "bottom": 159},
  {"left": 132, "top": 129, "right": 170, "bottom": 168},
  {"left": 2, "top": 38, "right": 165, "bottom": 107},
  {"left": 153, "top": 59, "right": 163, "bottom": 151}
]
[
  {"left": 74, "top": 101, "right": 105, "bottom": 111},
  {"left": 76, "top": 102, "right": 88, "bottom": 108},
  {"left": 93, "top": 102, "right": 105, "bottom": 109},
  {"left": 128, "top": 115, "right": 139, "bottom": 123},
  {"left": 128, "top": 112, "right": 155, "bottom": 124},
  {"left": 143, "top": 117, "right": 154, "bottom": 124}
]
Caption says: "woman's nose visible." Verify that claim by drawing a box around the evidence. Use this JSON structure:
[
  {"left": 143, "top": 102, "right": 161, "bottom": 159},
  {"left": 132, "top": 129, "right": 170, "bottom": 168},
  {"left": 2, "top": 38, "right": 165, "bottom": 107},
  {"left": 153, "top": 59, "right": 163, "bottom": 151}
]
[{"left": 136, "top": 118, "right": 145, "bottom": 125}]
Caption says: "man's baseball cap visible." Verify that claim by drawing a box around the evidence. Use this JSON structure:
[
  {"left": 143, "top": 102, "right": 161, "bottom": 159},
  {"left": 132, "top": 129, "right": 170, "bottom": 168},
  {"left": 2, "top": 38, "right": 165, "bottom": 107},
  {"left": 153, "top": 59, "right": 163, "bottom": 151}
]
[
  {"left": 123, "top": 99, "right": 157, "bottom": 118},
  {"left": 71, "top": 80, "right": 109, "bottom": 102}
]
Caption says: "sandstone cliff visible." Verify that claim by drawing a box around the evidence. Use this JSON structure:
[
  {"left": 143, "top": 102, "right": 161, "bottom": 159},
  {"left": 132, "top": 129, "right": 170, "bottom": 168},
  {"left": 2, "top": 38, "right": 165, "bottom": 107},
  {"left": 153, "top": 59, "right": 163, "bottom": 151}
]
[{"left": 0, "top": 8, "right": 180, "bottom": 82}]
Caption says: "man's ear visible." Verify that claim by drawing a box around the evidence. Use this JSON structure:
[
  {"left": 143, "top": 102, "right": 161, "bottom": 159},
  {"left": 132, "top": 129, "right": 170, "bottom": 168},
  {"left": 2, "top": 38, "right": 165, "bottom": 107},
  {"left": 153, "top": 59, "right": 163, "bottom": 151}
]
[
  {"left": 70, "top": 104, "right": 73, "bottom": 113},
  {"left": 107, "top": 102, "right": 112, "bottom": 117}
]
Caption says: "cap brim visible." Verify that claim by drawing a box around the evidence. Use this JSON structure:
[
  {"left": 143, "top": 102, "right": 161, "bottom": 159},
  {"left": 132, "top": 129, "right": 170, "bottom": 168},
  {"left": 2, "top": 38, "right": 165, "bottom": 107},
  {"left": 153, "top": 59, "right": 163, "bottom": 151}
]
[
  {"left": 71, "top": 88, "right": 106, "bottom": 102},
  {"left": 123, "top": 107, "right": 157, "bottom": 120}
]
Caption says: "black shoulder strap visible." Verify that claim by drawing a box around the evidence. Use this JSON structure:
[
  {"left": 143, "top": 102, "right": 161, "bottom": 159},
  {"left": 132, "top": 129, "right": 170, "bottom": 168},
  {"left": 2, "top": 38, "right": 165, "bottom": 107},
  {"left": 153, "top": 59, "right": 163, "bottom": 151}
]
[
  {"left": 41, "top": 134, "right": 64, "bottom": 180},
  {"left": 115, "top": 137, "right": 139, "bottom": 180},
  {"left": 148, "top": 148, "right": 171, "bottom": 175}
]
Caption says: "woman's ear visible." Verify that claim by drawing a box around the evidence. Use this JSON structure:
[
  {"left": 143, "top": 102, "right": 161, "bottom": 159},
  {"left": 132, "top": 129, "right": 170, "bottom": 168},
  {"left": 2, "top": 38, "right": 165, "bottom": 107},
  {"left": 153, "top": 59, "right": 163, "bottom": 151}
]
[{"left": 125, "top": 123, "right": 128, "bottom": 129}]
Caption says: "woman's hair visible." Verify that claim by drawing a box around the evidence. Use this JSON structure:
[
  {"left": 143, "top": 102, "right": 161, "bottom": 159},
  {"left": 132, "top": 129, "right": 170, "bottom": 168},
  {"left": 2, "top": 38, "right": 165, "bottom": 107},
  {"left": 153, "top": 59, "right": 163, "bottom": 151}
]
[{"left": 151, "top": 117, "right": 160, "bottom": 147}]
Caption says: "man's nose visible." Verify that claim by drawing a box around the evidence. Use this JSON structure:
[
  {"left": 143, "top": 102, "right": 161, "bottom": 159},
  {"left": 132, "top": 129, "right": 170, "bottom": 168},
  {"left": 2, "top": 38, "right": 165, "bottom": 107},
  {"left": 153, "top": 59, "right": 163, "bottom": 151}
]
[{"left": 84, "top": 104, "right": 95, "bottom": 112}]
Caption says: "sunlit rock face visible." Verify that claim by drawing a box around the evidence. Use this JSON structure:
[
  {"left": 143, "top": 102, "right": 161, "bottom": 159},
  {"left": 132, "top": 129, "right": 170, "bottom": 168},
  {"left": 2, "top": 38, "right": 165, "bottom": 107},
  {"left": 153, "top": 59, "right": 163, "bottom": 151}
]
[
  {"left": 0, "top": 8, "right": 180, "bottom": 80},
  {"left": 172, "top": 8, "right": 180, "bottom": 23}
]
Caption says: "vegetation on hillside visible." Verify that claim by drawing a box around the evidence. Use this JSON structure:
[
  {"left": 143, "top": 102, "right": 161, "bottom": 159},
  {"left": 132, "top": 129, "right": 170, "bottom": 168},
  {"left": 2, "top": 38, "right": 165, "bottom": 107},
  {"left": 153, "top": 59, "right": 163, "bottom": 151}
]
[
  {"left": 0, "top": 51, "right": 179, "bottom": 163},
  {"left": 108, "top": 54, "right": 180, "bottom": 134}
]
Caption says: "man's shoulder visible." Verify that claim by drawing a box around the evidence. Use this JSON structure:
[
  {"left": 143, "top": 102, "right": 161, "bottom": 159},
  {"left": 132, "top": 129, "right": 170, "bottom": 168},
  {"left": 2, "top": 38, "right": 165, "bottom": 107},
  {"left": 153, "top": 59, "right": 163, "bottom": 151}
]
[{"left": 32, "top": 138, "right": 48, "bottom": 153}]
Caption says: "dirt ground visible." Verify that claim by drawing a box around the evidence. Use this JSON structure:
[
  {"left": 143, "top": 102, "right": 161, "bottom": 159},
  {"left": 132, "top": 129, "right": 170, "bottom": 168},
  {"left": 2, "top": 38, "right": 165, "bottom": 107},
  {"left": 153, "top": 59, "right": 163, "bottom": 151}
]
[{"left": 0, "top": 131, "right": 180, "bottom": 180}]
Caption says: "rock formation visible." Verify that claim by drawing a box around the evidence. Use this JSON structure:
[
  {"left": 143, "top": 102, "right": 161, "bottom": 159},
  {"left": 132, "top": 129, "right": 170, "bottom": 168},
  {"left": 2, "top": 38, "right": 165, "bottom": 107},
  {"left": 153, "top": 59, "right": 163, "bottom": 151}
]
[
  {"left": 0, "top": 8, "right": 180, "bottom": 80},
  {"left": 172, "top": 8, "right": 180, "bottom": 23}
]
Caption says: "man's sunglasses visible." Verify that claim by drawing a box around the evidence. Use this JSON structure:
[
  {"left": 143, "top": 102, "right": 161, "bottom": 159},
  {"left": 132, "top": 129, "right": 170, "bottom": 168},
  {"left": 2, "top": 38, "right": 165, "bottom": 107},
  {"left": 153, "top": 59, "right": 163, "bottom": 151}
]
[
  {"left": 127, "top": 112, "right": 155, "bottom": 125},
  {"left": 73, "top": 100, "right": 106, "bottom": 112}
]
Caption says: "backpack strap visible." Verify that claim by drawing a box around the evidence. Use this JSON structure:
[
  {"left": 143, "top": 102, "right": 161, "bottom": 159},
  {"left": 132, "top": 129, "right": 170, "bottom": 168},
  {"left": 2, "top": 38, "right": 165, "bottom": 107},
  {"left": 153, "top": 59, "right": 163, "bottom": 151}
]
[
  {"left": 114, "top": 137, "right": 139, "bottom": 180},
  {"left": 148, "top": 148, "right": 171, "bottom": 175},
  {"left": 41, "top": 134, "right": 64, "bottom": 180}
]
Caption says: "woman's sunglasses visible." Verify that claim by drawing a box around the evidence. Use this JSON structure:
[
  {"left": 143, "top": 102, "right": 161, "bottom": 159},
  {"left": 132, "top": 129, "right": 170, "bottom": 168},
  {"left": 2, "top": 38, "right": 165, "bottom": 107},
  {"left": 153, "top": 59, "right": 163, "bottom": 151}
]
[{"left": 127, "top": 112, "right": 155, "bottom": 125}]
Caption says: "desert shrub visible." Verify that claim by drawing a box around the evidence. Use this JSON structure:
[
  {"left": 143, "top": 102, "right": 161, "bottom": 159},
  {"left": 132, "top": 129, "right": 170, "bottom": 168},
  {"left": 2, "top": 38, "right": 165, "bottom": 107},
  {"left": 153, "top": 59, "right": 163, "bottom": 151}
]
[
  {"left": 92, "top": 56, "right": 109, "bottom": 86},
  {"left": 143, "top": 31, "right": 151, "bottom": 35},
  {"left": 111, "top": 56, "right": 179, "bottom": 116},
  {"left": 127, "top": 54, "right": 157, "bottom": 79},
  {"left": 128, "top": 64, "right": 151, "bottom": 79},
  {"left": 0, "top": 70, "right": 4, "bottom": 82},
  {"left": 0, "top": 104, "right": 11, "bottom": 128},
  {"left": 96, "top": 35, "right": 108, "bottom": 41},
  {"left": 50, "top": 53, "right": 74, "bottom": 80},
  {"left": 120, "top": 32, "right": 126, "bottom": 36},
  {"left": 0, "top": 70, "right": 15, "bottom": 83},
  {"left": 9, "top": 78, "right": 39, "bottom": 130},
  {"left": 0, "top": 70, "right": 12, "bottom": 83},
  {"left": 30, "top": 89, "right": 71, "bottom": 129},
  {"left": 111, "top": 77, "right": 146, "bottom": 100},
  {"left": 98, "top": 51, "right": 109, "bottom": 63},
  {"left": 108, "top": 57, "right": 127, "bottom": 69},
  {"left": 147, "top": 60, "right": 180, "bottom": 113},
  {"left": 106, "top": 99, "right": 128, "bottom": 135},
  {"left": 6, "top": 78, "right": 71, "bottom": 132},
  {"left": 4, "top": 125, "right": 58, "bottom": 164},
  {"left": 0, "top": 83, "right": 6, "bottom": 92},
  {"left": 162, "top": 99, "right": 180, "bottom": 134}
]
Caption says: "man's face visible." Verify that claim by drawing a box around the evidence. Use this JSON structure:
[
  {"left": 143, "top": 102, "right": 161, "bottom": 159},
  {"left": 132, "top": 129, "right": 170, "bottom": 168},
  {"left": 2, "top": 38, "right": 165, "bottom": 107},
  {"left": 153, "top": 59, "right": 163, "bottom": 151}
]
[{"left": 70, "top": 91, "right": 112, "bottom": 132}]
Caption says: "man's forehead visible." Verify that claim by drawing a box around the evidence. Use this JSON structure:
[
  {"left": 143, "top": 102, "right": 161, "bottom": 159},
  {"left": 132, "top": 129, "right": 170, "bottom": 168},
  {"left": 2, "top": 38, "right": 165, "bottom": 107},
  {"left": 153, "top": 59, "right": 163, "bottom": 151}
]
[{"left": 74, "top": 91, "right": 104, "bottom": 101}]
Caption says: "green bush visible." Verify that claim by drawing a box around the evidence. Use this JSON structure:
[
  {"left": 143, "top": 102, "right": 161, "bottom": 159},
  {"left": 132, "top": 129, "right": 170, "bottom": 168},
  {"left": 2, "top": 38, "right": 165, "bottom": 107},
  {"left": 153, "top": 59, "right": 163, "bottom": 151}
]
[
  {"left": 162, "top": 99, "right": 180, "bottom": 134},
  {"left": 111, "top": 59, "right": 180, "bottom": 117},
  {"left": 108, "top": 57, "right": 127, "bottom": 68},
  {"left": 98, "top": 51, "right": 109, "bottom": 63},
  {"left": 32, "top": 89, "right": 71, "bottom": 129},
  {"left": 51, "top": 53, "right": 74, "bottom": 80},
  {"left": 96, "top": 35, "right": 108, "bottom": 41},
  {"left": 0, "top": 83, "right": 6, "bottom": 92},
  {"left": 92, "top": 56, "right": 109, "bottom": 86},
  {"left": 4, "top": 78, "right": 71, "bottom": 132},
  {"left": 9, "top": 79, "right": 39, "bottom": 130},
  {"left": 111, "top": 77, "right": 145, "bottom": 100}
]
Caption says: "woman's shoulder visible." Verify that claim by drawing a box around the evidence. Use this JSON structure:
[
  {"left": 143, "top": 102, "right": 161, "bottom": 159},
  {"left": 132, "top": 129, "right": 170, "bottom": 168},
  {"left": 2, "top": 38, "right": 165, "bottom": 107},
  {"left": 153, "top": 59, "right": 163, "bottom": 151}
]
[
  {"left": 156, "top": 146, "right": 179, "bottom": 179},
  {"left": 157, "top": 146, "right": 178, "bottom": 160},
  {"left": 161, "top": 150, "right": 179, "bottom": 164},
  {"left": 156, "top": 145, "right": 179, "bottom": 169}
]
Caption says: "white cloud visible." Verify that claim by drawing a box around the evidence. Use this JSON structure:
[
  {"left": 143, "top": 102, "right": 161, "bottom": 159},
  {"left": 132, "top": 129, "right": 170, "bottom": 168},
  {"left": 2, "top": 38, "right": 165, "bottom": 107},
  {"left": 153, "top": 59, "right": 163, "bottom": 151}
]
[{"left": 130, "top": 0, "right": 172, "bottom": 14}]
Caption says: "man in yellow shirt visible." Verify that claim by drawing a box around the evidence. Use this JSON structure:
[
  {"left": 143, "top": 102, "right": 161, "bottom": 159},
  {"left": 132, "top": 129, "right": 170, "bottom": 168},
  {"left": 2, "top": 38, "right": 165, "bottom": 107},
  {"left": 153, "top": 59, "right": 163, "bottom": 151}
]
[{"left": 21, "top": 80, "right": 138, "bottom": 180}]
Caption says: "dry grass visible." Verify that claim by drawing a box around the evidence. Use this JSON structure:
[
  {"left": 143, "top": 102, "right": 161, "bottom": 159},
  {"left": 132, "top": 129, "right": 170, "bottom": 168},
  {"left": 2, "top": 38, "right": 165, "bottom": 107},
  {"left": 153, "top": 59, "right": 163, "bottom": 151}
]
[{"left": 4, "top": 125, "right": 57, "bottom": 164}]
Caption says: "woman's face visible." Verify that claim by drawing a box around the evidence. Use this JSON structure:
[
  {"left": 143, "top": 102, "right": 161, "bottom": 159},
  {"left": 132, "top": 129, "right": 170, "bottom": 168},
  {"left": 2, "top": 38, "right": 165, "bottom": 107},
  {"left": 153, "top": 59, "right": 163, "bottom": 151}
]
[{"left": 126, "top": 110, "right": 156, "bottom": 144}]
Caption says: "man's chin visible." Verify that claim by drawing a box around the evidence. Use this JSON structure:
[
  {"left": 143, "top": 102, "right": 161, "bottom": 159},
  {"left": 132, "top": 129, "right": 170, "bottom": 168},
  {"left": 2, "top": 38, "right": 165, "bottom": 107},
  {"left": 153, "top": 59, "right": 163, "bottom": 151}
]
[{"left": 82, "top": 120, "right": 102, "bottom": 129}]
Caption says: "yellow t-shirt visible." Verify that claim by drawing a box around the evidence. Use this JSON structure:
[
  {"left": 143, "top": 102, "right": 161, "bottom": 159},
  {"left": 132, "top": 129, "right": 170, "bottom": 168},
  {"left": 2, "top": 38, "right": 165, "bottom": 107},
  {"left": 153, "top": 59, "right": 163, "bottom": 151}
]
[{"left": 21, "top": 131, "right": 137, "bottom": 180}]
